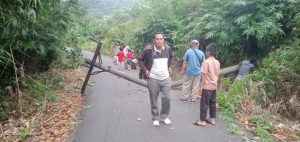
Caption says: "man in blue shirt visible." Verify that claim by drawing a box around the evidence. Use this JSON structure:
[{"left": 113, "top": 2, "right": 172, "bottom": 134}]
[{"left": 179, "top": 40, "right": 205, "bottom": 103}]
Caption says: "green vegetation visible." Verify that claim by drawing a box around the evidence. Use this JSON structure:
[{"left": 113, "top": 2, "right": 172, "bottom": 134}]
[
  {"left": 217, "top": 78, "right": 276, "bottom": 141},
  {"left": 217, "top": 81, "right": 244, "bottom": 121},
  {"left": 17, "top": 130, "right": 31, "bottom": 139},
  {"left": 251, "top": 38, "right": 300, "bottom": 114},
  {"left": 0, "top": 0, "right": 85, "bottom": 120},
  {"left": 226, "top": 123, "right": 242, "bottom": 135},
  {"left": 0, "top": 69, "right": 68, "bottom": 121},
  {"left": 16, "top": 121, "right": 33, "bottom": 139},
  {"left": 217, "top": 34, "right": 299, "bottom": 140},
  {"left": 82, "top": 0, "right": 299, "bottom": 64},
  {"left": 250, "top": 115, "right": 273, "bottom": 142}
]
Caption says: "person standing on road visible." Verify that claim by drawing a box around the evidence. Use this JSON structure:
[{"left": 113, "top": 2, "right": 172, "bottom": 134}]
[
  {"left": 123, "top": 46, "right": 131, "bottom": 69},
  {"left": 193, "top": 43, "right": 220, "bottom": 126},
  {"left": 126, "top": 49, "right": 135, "bottom": 71},
  {"left": 179, "top": 40, "right": 205, "bottom": 103},
  {"left": 113, "top": 44, "right": 120, "bottom": 65},
  {"left": 124, "top": 46, "right": 131, "bottom": 57},
  {"left": 138, "top": 33, "right": 174, "bottom": 127},
  {"left": 117, "top": 48, "right": 125, "bottom": 69}
]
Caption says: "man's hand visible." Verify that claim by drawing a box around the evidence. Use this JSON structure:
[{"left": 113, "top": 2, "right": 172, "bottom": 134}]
[
  {"left": 181, "top": 61, "right": 187, "bottom": 76},
  {"left": 144, "top": 70, "right": 150, "bottom": 77},
  {"left": 181, "top": 70, "right": 185, "bottom": 76},
  {"left": 199, "top": 88, "right": 203, "bottom": 95},
  {"left": 168, "top": 68, "right": 172, "bottom": 75}
]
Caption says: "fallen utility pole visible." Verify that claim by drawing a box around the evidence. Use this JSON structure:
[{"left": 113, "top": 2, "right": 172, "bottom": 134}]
[
  {"left": 84, "top": 58, "right": 239, "bottom": 88},
  {"left": 171, "top": 64, "right": 239, "bottom": 87},
  {"left": 81, "top": 36, "right": 240, "bottom": 94},
  {"left": 85, "top": 58, "right": 147, "bottom": 87}
]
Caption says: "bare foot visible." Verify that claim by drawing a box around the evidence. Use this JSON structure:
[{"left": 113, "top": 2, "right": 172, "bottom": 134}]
[
  {"left": 206, "top": 118, "right": 216, "bottom": 125},
  {"left": 193, "top": 120, "right": 206, "bottom": 126}
]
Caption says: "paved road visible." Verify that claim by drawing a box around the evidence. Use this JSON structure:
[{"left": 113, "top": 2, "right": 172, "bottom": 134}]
[{"left": 69, "top": 51, "right": 242, "bottom": 142}]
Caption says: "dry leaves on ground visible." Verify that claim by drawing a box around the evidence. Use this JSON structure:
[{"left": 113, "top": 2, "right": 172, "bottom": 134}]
[
  {"left": 236, "top": 97, "right": 300, "bottom": 142},
  {"left": 0, "top": 67, "right": 85, "bottom": 142}
]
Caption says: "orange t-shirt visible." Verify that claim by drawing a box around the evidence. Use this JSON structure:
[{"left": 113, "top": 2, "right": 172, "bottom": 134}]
[{"left": 201, "top": 57, "right": 220, "bottom": 90}]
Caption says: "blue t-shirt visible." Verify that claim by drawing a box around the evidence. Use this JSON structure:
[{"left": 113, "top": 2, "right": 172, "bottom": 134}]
[{"left": 182, "top": 48, "right": 205, "bottom": 76}]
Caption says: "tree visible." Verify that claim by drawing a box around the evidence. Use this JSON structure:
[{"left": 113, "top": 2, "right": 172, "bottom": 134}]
[{"left": 0, "top": 0, "right": 83, "bottom": 93}]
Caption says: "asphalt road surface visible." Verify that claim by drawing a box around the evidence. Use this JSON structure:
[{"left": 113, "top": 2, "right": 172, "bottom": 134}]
[{"left": 69, "top": 51, "right": 242, "bottom": 142}]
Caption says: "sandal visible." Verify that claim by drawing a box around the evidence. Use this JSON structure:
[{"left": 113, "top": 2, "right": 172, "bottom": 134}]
[
  {"left": 179, "top": 97, "right": 188, "bottom": 102},
  {"left": 206, "top": 119, "right": 216, "bottom": 125},
  {"left": 193, "top": 120, "right": 205, "bottom": 127}
]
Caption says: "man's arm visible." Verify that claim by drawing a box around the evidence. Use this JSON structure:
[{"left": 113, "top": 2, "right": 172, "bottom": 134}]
[
  {"left": 138, "top": 46, "right": 151, "bottom": 77},
  {"left": 181, "top": 50, "right": 189, "bottom": 75},
  {"left": 200, "top": 72, "right": 206, "bottom": 94},
  {"left": 182, "top": 60, "right": 187, "bottom": 75},
  {"left": 138, "top": 55, "right": 150, "bottom": 77},
  {"left": 200, "top": 62, "right": 208, "bottom": 94},
  {"left": 138, "top": 52, "right": 147, "bottom": 71},
  {"left": 168, "top": 45, "right": 174, "bottom": 75}
]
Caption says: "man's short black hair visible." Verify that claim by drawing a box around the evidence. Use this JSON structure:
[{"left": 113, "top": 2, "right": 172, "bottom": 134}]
[
  {"left": 206, "top": 43, "right": 217, "bottom": 57},
  {"left": 153, "top": 32, "right": 164, "bottom": 39},
  {"left": 250, "top": 57, "right": 257, "bottom": 64}
]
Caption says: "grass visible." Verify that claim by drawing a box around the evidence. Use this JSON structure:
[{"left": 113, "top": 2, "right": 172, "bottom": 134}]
[
  {"left": 16, "top": 122, "right": 33, "bottom": 140},
  {"left": 0, "top": 64, "right": 70, "bottom": 120},
  {"left": 217, "top": 78, "right": 277, "bottom": 141},
  {"left": 217, "top": 80, "right": 244, "bottom": 121},
  {"left": 249, "top": 115, "right": 274, "bottom": 142},
  {"left": 80, "top": 41, "right": 111, "bottom": 56},
  {"left": 227, "top": 123, "right": 242, "bottom": 135},
  {"left": 17, "top": 130, "right": 30, "bottom": 139},
  {"left": 80, "top": 41, "right": 98, "bottom": 52}
]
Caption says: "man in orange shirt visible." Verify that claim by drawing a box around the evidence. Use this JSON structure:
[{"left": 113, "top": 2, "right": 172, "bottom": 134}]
[{"left": 193, "top": 43, "right": 220, "bottom": 126}]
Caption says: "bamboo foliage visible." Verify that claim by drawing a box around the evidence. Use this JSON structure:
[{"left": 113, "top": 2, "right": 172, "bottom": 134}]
[
  {"left": 173, "top": 0, "right": 298, "bottom": 64},
  {"left": 93, "top": 0, "right": 299, "bottom": 64},
  {"left": 0, "top": 0, "right": 83, "bottom": 93}
]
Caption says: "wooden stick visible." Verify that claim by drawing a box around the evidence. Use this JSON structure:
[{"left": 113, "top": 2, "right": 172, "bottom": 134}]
[
  {"left": 43, "top": 113, "right": 60, "bottom": 124},
  {"left": 9, "top": 46, "right": 22, "bottom": 117}
]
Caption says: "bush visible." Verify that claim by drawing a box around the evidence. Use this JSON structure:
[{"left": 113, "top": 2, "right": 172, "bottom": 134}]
[
  {"left": 250, "top": 115, "right": 274, "bottom": 142},
  {"left": 0, "top": 0, "right": 84, "bottom": 121},
  {"left": 250, "top": 38, "right": 300, "bottom": 120},
  {"left": 217, "top": 80, "right": 244, "bottom": 121},
  {"left": 0, "top": 0, "right": 83, "bottom": 93}
]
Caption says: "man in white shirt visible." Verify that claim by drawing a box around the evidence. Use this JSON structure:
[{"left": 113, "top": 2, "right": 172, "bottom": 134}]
[{"left": 138, "top": 33, "right": 174, "bottom": 127}]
